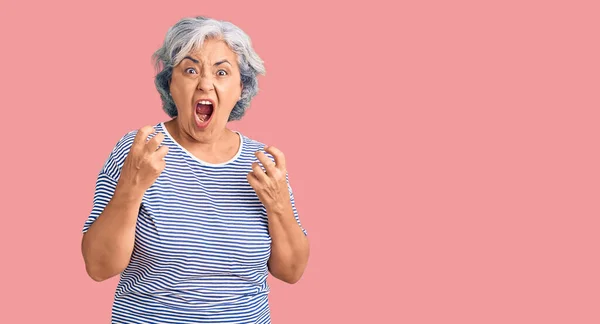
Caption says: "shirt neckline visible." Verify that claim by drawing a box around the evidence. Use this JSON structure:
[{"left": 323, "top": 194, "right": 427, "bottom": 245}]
[{"left": 160, "top": 122, "right": 244, "bottom": 167}]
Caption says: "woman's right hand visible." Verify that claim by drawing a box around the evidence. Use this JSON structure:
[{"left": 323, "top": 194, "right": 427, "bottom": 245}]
[
  {"left": 82, "top": 125, "right": 168, "bottom": 282},
  {"left": 119, "top": 125, "right": 169, "bottom": 193}
]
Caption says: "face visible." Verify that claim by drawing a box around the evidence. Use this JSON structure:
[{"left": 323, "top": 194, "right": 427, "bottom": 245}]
[{"left": 169, "top": 38, "right": 242, "bottom": 142}]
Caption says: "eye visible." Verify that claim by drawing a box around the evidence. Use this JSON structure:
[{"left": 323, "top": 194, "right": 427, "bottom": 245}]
[
  {"left": 217, "top": 69, "right": 228, "bottom": 76},
  {"left": 185, "top": 67, "right": 197, "bottom": 74}
]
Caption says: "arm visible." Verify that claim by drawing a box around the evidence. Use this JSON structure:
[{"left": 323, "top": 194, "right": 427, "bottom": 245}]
[
  {"left": 81, "top": 183, "right": 144, "bottom": 282},
  {"left": 265, "top": 198, "right": 310, "bottom": 284},
  {"left": 81, "top": 126, "right": 168, "bottom": 282},
  {"left": 247, "top": 146, "right": 310, "bottom": 284}
]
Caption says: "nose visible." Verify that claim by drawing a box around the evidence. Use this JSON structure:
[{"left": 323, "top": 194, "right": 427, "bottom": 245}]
[{"left": 197, "top": 72, "right": 214, "bottom": 92}]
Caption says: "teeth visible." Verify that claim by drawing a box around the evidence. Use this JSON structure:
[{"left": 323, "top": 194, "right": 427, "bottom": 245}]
[{"left": 198, "top": 100, "right": 212, "bottom": 105}]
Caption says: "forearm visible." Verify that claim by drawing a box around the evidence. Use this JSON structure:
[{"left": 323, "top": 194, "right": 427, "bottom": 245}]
[
  {"left": 81, "top": 183, "right": 143, "bottom": 281},
  {"left": 267, "top": 204, "right": 310, "bottom": 284}
]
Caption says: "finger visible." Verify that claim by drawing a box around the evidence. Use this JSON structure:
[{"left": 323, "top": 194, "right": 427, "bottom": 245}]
[
  {"left": 251, "top": 162, "right": 268, "bottom": 181},
  {"left": 247, "top": 171, "right": 259, "bottom": 188},
  {"left": 133, "top": 125, "right": 155, "bottom": 148},
  {"left": 146, "top": 132, "right": 165, "bottom": 152},
  {"left": 155, "top": 144, "right": 169, "bottom": 159},
  {"left": 264, "top": 146, "right": 286, "bottom": 171},
  {"left": 255, "top": 151, "right": 276, "bottom": 175}
]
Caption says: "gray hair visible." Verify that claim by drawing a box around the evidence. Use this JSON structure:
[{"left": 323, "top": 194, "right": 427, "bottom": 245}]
[{"left": 152, "top": 16, "right": 266, "bottom": 121}]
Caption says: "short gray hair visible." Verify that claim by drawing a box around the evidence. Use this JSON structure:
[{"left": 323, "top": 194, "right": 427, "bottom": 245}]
[{"left": 152, "top": 16, "right": 266, "bottom": 121}]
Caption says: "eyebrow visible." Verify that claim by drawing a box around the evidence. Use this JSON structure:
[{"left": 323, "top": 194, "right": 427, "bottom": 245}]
[
  {"left": 182, "top": 56, "right": 199, "bottom": 64},
  {"left": 182, "top": 56, "right": 231, "bottom": 67},
  {"left": 214, "top": 59, "right": 231, "bottom": 66}
]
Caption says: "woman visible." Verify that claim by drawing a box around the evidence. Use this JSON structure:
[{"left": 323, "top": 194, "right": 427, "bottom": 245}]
[{"left": 81, "top": 16, "right": 309, "bottom": 323}]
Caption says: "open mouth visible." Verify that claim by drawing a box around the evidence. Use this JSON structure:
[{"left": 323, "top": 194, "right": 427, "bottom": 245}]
[{"left": 195, "top": 100, "right": 214, "bottom": 126}]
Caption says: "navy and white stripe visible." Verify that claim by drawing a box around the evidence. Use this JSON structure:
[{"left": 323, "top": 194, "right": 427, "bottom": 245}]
[{"left": 83, "top": 122, "right": 307, "bottom": 324}]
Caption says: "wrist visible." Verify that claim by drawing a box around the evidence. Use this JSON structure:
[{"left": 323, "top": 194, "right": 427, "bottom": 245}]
[
  {"left": 114, "top": 180, "right": 146, "bottom": 203},
  {"left": 266, "top": 199, "right": 293, "bottom": 218}
]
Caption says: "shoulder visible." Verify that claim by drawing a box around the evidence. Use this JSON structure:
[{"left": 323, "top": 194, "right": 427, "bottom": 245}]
[
  {"left": 238, "top": 132, "right": 270, "bottom": 158},
  {"left": 108, "top": 129, "right": 138, "bottom": 164},
  {"left": 237, "top": 132, "right": 280, "bottom": 162},
  {"left": 101, "top": 122, "right": 163, "bottom": 176},
  {"left": 240, "top": 133, "right": 267, "bottom": 152}
]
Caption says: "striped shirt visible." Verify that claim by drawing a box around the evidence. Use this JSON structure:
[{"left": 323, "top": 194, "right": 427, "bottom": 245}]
[{"left": 82, "top": 122, "right": 307, "bottom": 323}]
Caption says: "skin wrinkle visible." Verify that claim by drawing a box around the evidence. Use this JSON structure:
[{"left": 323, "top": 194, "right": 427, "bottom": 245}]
[
  {"left": 82, "top": 20, "right": 309, "bottom": 321},
  {"left": 152, "top": 18, "right": 266, "bottom": 122},
  {"left": 164, "top": 36, "right": 309, "bottom": 284},
  {"left": 165, "top": 38, "right": 242, "bottom": 164}
]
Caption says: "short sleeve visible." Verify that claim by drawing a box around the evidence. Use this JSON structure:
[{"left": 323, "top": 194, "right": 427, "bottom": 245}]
[
  {"left": 286, "top": 173, "right": 308, "bottom": 236},
  {"left": 82, "top": 171, "right": 119, "bottom": 234},
  {"left": 81, "top": 133, "right": 132, "bottom": 234}
]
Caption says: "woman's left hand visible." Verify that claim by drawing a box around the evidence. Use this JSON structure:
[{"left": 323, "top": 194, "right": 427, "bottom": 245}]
[{"left": 247, "top": 146, "right": 292, "bottom": 214}]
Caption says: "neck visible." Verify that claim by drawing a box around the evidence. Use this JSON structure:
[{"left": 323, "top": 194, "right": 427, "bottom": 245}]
[{"left": 164, "top": 118, "right": 239, "bottom": 164}]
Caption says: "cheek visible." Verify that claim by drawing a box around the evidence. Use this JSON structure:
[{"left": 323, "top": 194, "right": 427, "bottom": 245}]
[
  {"left": 171, "top": 74, "right": 197, "bottom": 95},
  {"left": 216, "top": 81, "right": 242, "bottom": 100}
]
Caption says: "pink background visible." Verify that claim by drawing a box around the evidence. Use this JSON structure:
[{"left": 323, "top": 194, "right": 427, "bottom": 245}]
[{"left": 1, "top": 0, "right": 599, "bottom": 323}]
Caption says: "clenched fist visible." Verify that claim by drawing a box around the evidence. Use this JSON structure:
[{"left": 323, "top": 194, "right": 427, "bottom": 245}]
[{"left": 119, "top": 126, "right": 169, "bottom": 192}]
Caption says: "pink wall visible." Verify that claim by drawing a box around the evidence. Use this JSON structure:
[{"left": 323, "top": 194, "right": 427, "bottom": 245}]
[{"left": 1, "top": 0, "right": 598, "bottom": 323}]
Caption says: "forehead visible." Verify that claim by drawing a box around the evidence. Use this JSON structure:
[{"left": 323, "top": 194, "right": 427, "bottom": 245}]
[{"left": 183, "top": 38, "right": 238, "bottom": 63}]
